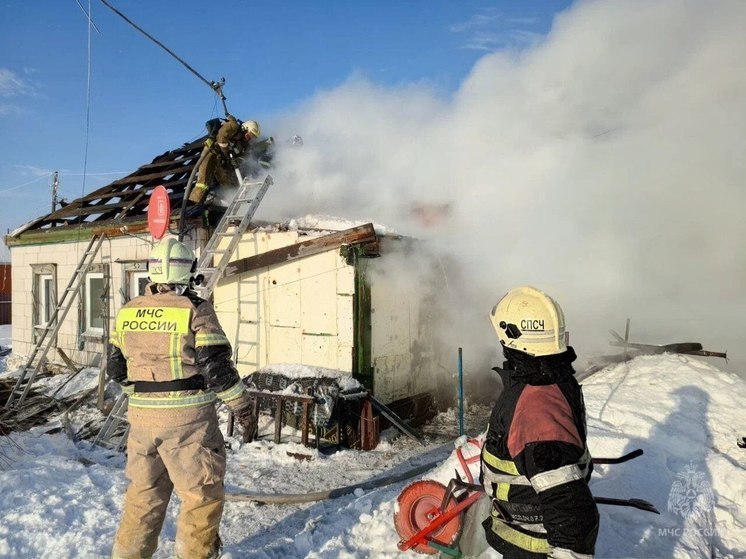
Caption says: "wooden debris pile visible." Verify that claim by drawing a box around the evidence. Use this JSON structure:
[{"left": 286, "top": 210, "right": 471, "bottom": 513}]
[
  {"left": 584, "top": 319, "right": 727, "bottom": 375},
  {"left": 0, "top": 359, "right": 100, "bottom": 436}
]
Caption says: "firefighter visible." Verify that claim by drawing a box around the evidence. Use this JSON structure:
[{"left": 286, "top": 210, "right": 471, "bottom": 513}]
[
  {"left": 189, "top": 116, "right": 261, "bottom": 204},
  {"left": 480, "top": 286, "right": 599, "bottom": 559},
  {"left": 107, "top": 238, "right": 255, "bottom": 559}
]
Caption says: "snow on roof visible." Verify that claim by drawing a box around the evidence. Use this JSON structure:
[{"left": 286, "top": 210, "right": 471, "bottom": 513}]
[
  {"left": 285, "top": 214, "right": 397, "bottom": 237},
  {"left": 0, "top": 354, "right": 743, "bottom": 557}
]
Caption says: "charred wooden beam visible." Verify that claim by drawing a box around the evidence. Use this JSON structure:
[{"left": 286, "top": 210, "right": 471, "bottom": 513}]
[
  {"left": 46, "top": 181, "right": 186, "bottom": 222},
  {"left": 77, "top": 172, "right": 193, "bottom": 203},
  {"left": 223, "top": 223, "right": 379, "bottom": 279},
  {"left": 109, "top": 166, "right": 193, "bottom": 187},
  {"left": 609, "top": 330, "right": 727, "bottom": 359}
]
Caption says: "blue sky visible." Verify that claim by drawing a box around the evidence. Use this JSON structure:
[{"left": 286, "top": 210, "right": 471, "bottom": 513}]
[
  {"left": 2, "top": 1, "right": 744, "bottom": 370},
  {"left": 0, "top": 0, "right": 569, "bottom": 233}
]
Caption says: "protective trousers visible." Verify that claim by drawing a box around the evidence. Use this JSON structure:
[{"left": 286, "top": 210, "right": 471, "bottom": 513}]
[
  {"left": 111, "top": 411, "right": 226, "bottom": 559},
  {"left": 189, "top": 148, "right": 239, "bottom": 204}
]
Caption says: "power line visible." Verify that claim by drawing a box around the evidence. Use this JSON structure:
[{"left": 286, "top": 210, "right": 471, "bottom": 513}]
[
  {"left": 0, "top": 175, "right": 49, "bottom": 194},
  {"left": 74, "top": 0, "right": 101, "bottom": 34},
  {"left": 98, "top": 0, "right": 230, "bottom": 116}
]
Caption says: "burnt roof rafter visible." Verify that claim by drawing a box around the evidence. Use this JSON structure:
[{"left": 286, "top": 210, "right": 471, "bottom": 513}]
[{"left": 9, "top": 137, "right": 206, "bottom": 238}]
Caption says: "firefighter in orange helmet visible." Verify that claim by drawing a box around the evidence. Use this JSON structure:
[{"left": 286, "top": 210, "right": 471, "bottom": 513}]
[{"left": 107, "top": 238, "right": 255, "bottom": 559}]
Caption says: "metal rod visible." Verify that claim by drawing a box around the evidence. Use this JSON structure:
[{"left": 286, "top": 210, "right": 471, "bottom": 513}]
[{"left": 458, "top": 347, "right": 464, "bottom": 436}]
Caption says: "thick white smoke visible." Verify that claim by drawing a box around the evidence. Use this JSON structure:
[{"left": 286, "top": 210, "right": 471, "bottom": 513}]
[{"left": 264, "top": 0, "right": 746, "bottom": 374}]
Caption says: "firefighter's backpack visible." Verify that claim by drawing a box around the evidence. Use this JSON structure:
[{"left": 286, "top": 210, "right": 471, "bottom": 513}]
[{"left": 205, "top": 118, "right": 223, "bottom": 139}]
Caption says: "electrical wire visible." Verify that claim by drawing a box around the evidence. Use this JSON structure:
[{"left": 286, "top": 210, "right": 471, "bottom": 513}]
[
  {"left": 74, "top": 0, "right": 101, "bottom": 34},
  {"left": 0, "top": 175, "right": 49, "bottom": 194},
  {"left": 97, "top": 0, "right": 230, "bottom": 115}
]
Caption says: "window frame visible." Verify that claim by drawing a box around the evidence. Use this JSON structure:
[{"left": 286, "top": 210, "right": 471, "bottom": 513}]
[
  {"left": 81, "top": 264, "right": 110, "bottom": 340},
  {"left": 31, "top": 264, "right": 57, "bottom": 343},
  {"left": 121, "top": 261, "right": 149, "bottom": 303}
]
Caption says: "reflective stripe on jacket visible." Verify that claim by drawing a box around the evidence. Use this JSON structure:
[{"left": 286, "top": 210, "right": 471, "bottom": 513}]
[
  {"left": 480, "top": 355, "right": 598, "bottom": 558},
  {"left": 108, "top": 284, "right": 249, "bottom": 418}
]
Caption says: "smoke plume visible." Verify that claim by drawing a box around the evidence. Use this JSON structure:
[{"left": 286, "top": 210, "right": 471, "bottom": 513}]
[{"left": 263, "top": 0, "right": 746, "bottom": 376}]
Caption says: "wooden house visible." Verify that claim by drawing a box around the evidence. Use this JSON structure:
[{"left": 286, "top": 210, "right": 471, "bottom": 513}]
[{"left": 4, "top": 138, "right": 451, "bottom": 418}]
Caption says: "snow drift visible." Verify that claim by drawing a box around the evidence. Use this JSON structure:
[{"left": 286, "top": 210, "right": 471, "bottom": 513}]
[{"left": 1, "top": 354, "right": 744, "bottom": 558}]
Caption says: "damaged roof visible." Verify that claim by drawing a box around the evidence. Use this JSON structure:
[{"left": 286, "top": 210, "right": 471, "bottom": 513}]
[{"left": 7, "top": 137, "right": 208, "bottom": 244}]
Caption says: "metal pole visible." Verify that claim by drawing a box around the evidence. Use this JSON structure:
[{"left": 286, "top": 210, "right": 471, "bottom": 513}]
[
  {"left": 51, "top": 171, "right": 59, "bottom": 212},
  {"left": 458, "top": 347, "right": 464, "bottom": 436}
]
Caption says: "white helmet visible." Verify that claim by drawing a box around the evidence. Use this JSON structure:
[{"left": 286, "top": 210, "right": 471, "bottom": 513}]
[
  {"left": 489, "top": 286, "right": 567, "bottom": 357},
  {"left": 148, "top": 238, "right": 196, "bottom": 285},
  {"left": 241, "top": 120, "right": 260, "bottom": 139}
]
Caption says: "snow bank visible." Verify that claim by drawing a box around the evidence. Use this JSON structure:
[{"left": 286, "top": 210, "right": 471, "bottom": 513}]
[
  {"left": 583, "top": 354, "right": 746, "bottom": 558},
  {"left": 254, "top": 354, "right": 746, "bottom": 558},
  {"left": 1, "top": 355, "right": 744, "bottom": 558}
]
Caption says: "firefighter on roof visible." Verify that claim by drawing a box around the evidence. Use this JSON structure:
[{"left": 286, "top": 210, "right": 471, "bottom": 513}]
[
  {"left": 107, "top": 238, "right": 255, "bottom": 559},
  {"left": 480, "top": 286, "right": 599, "bottom": 559},
  {"left": 188, "top": 116, "right": 261, "bottom": 204}
]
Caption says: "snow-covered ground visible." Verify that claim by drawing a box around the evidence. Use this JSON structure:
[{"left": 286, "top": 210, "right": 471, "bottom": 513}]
[{"left": 1, "top": 323, "right": 745, "bottom": 557}]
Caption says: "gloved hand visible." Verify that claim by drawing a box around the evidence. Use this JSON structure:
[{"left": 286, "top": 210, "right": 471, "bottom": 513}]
[{"left": 234, "top": 406, "right": 257, "bottom": 443}]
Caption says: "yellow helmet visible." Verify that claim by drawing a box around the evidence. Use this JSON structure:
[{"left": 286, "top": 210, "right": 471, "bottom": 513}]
[
  {"left": 148, "top": 238, "right": 196, "bottom": 285},
  {"left": 489, "top": 286, "right": 567, "bottom": 357},
  {"left": 241, "top": 120, "right": 260, "bottom": 139}
]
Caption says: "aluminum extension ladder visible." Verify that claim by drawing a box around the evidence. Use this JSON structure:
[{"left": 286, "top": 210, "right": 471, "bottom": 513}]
[
  {"left": 4, "top": 234, "right": 105, "bottom": 410},
  {"left": 193, "top": 174, "right": 273, "bottom": 299},
  {"left": 91, "top": 390, "right": 130, "bottom": 451},
  {"left": 93, "top": 174, "right": 273, "bottom": 451}
]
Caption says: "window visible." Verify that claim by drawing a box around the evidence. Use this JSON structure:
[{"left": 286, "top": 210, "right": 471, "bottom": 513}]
[
  {"left": 31, "top": 264, "right": 57, "bottom": 342},
  {"left": 38, "top": 274, "right": 55, "bottom": 326},
  {"left": 129, "top": 271, "right": 150, "bottom": 300},
  {"left": 121, "top": 262, "right": 149, "bottom": 303},
  {"left": 84, "top": 272, "right": 106, "bottom": 334}
]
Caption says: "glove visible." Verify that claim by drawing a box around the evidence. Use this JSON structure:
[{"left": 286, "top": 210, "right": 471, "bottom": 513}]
[{"left": 234, "top": 406, "right": 257, "bottom": 443}]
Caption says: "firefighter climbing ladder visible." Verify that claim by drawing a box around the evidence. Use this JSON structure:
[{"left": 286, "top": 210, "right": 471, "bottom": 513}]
[
  {"left": 4, "top": 234, "right": 106, "bottom": 410},
  {"left": 93, "top": 174, "right": 273, "bottom": 450}
]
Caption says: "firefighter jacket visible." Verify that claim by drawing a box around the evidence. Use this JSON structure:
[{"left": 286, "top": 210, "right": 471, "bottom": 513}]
[
  {"left": 190, "top": 116, "right": 250, "bottom": 203},
  {"left": 480, "top": 346, "right": 599, "bottom": 559},
  {"left": 107, "top": 283, "right": 250, "bottom": 427}
]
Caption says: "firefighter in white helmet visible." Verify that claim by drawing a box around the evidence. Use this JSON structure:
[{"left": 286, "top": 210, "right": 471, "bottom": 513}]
[
  {"left": 189, "top": 116, "right": 261, "bottom": 204},
  {"left": 107, "top": 238, "right": 255, "bottom": 559},
  {"left": 480, "top": 286, "right": 598, "bottom": 559}
]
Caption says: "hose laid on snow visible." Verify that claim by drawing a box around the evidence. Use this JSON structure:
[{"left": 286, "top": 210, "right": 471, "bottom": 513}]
[{"left": 225, "top": 458, "right": 443, "bottom": 504}]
